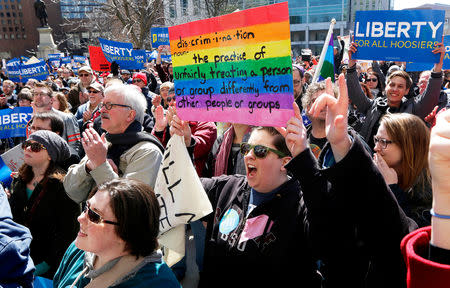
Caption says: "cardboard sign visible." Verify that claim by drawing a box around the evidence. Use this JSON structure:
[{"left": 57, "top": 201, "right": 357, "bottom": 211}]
[
  {"left": 1, "top": 143, "right": 24, "bottom": 172},
  {"left": 353, "top": 10, "right": 445, "bottom": 62},
  {"left": 406, "top": 35, "right": 450, "bottom": 71},
  {"left": 151, "top": 27, "right": 170, "bottom": 48},
  {"left": 169, "top": 2, "right": 294, "bottom": 127},
  {"left": 0, "top": 107, "right": 32, "bottom": 139},
  {"left": 89, "top": 46, "right": 111, "bottom": 72}
]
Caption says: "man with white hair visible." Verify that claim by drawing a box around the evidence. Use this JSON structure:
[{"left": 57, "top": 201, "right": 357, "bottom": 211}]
[{"left": 63, "top": 84, "right": 164, "bottom": 204}]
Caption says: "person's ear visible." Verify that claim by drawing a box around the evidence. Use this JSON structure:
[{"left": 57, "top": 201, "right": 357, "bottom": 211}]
[
  {"left": 280, "top": 156, "right": 292, "bottom": 171},
  {"left": 127, "top": 109, "right": 136, "bottom": 122}
]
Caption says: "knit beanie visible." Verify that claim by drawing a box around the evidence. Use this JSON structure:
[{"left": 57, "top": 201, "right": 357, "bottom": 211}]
[{"left": 28, "top": 130, "right": 70, "bottom": 163}]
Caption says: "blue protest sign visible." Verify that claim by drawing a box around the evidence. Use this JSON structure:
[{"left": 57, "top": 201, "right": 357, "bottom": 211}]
[
  {"left": 6, "top": 58, "right": 21, "bottom": 82},
  {"left": 20, "top": 56, "right": 29, "bottom": 63},
  {"left": 132, "top": 49, "right": 146, "bottom": 69},
  {"left": 61, "top": 56, "right": 72, "bottom": 64},
  {"left": 73, "top": 55, "right": 86, "bottom": 63},
  {"left": 0, "top": 107, "right": 33, "bottom": 139},
  {"left": 353, "top": 10, "right": 445, "bottom": 62},
  {"left": 151, "top": 27, "right": 170, "bottom": 48},
  {"left": 20, "top": 60, "right": 49, "bottom": 82},
  {"left": 146, "top": 50, "right": 158, "bottom": 61},
  {"left": 99, "top": 38, "right": 136, "bottom": 69},
  {"left": 48, "top": 53, "right": 62, "bottom": 60},
  {"left": 161, "top": 54, "right": 172, "bottom": 62},
  {"left": 0, "top": 158, "right": 12, "bottom": 188},
  {"left": 406, "top": 35, "right": 450, "bottom": 72}
]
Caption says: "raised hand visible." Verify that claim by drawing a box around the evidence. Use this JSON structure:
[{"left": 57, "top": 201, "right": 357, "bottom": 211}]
[
  {"left": 309, "top": 74, "right": 351, "bottom": 162},
  {"left": 348, "top": 41, "right": 358, "bottom": 68},
  {"left": 169, "top": 108, "right": 191, "bottom": 147},
  {"left": 432, "top": 39, "right": 445, "bottom": 73},
  {"left": 154, "top": 105, "right": 168, "bottom": 132},
  {"left": 275, "top": 102, "right": 308, "bottom": 158}
]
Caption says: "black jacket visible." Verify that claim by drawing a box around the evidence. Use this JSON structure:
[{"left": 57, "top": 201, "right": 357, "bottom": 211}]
[
  {"left": 9, "top": 173, "right": 80, "bottom": 279},
  {"left": 287, "top": 133, "right": 417, "bottom": 288},
  {"left": 200, "top": 174, "right": 322, "bottom": 288}
]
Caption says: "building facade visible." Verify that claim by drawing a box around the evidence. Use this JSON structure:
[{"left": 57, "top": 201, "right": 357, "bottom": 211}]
[{"left": 0, "top": 0, "right": 63, "bottom": 59}]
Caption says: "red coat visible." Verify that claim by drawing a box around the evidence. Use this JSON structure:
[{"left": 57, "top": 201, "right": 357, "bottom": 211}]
[{"left": 401, "top": 226, "right": 450, "bottom": 288}]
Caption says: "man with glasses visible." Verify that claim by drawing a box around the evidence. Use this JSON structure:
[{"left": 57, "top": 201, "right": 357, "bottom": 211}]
[
  {"left": 68, "top": 66, "right": 97, "bottom": 114},
  {"left": 75, "top": 82, "right": 104, "bottom": 131},
  {"left": 31, "top": 82, "right": 82, "bottom": 156},
  {"left": 63, "top": 84, "right": 164, "bottom": 204},
  {"left": 293, "top": 65, "right": 306, "bottom": 112}
]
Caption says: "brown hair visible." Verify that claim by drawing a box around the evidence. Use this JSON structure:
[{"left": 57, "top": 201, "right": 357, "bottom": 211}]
[
  {"left": 52, "top": 92, "right": 70, "bottom": 113},
  {"left": 251, "top": 126, "right": 291, "bottom": 157},
  {"left": 386, "top": 70, "right": 412, "bottom": 90},
  {"left": 88, "top": 179, "right": 161, "bottom": 258},
  {"left": 380, "top": 113, "right": 430, "bottom": 192},
  {"left": 32, "top": 82, "right": 53, "bottom": 97}
]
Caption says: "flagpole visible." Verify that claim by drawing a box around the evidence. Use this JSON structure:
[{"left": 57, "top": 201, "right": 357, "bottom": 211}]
[{"left": 312, "top": 18, "right": 336, "bottom": 83}]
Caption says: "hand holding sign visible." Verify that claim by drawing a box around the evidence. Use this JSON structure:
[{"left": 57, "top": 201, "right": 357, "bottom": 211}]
[
  {"left": 169, "top": 109, "right": 192, "bottom": 147},
  {"left": 275, "top": 103, "right": 308, "bottom": 158},
  {"left": 432, "top": 40, "right": 445, "bottom": 73},
  {"left": 309, "top": 74, "right": 351, "bottom": 162},
  {"left": 348, "top": 40, "right": 358, "bottom": 68}
]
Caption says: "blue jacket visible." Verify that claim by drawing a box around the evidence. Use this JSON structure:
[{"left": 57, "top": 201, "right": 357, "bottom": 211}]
[{"left": 0, "top": 190, "right": 35, "bottom": 288}]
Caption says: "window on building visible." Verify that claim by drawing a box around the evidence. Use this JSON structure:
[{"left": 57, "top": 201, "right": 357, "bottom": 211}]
[
  {"left": 5, "top": 5, "right": 8, "bottom": 9},
  {"left": 12, "top": 12, "right": 15, "bottom": 17},
  {"left": 0, "top": 5, "right": 3, "bottom": 9},
  {"left": 4, "top": 34, "right": 8, "bottom": 39},
  {"left": 290, "top": 16, "right": 302, "bottom": 24},
  {"left": 0, "top": 34, "right": 2, "bottom": 39},
  {"left": 7, "top": 19, "right": 11, "bottom": 24},
  {"left": 2, "top": 27, "right": 6, "bottom": 32},
  {"left": 8, "top": 27, "right": 12, "bottom": 31},
  {"left": 169, "top": 0, "right": 176, "bottom": 18},
  {"left": 11, "top": 4, "right": 14, "bottom": 9},
  {"left": 6, "top": 12, "right": 10, "bottom": 17},
  {"left": 182, "top": 0, "right": 188, "bottom": 15},
  {"left": 10, "top": 33, "right": 14, "bottom": 39},
  {"left": 16, "top": 33, "right": 20, "bottom": 39},
  {"left": 22, "top": 33, "right": 26, "bottom": 39},
  {"left": 18, "top": 12, "right": 21, "bottom": 17},
  {"left": 0, "top": 12, "right": 3, "bottom": 17}
]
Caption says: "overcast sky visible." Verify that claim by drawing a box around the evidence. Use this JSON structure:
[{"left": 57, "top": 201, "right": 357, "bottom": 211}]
[{"left": 394, "top": 0, "right": 449, "bottom": 10}]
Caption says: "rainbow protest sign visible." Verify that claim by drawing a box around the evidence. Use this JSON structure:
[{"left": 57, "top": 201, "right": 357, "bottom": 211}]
[{"left": 169, "top": 2, "right": 293, "bottom": 127}]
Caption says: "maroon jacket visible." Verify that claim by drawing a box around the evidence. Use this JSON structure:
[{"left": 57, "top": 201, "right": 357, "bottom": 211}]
[{"left": 401, "top": 226, "right": 450, "bottom": 288}]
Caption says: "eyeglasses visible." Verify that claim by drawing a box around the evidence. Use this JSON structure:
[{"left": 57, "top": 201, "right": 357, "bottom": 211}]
[
  {"left": 240, "top": 142, "right": 287, "bottom": 159},
  {"left": 100, "top": 102, "right": 132, "bottom": 110},
  {"left": 22, "top": 140, "right": 47, "bottom": 152},
  {"left": 83, "top": 203, "right": 119, "bottom": 226},
  {"left": 79, "top": 73, "right": 90, "bottom": 77},
  {"left": 366, "top": 78, "right": 378, "bottom": 82},
  {"left": 88, "top": 90, "right": 100, "bottom": 94},
  {"left": 132, "top": 79, "right": 142, "bottom": 83},
  {"left": 373, "top": 136, "right": 393, "bottom": 149},
  {"left": 32, "top": 92, "right": 50, "bottom": 97}
]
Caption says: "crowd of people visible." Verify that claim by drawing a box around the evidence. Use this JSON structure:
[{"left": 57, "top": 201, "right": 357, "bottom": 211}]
[{"left": 0, "top": 36, "right": 449, "bottom": 288}]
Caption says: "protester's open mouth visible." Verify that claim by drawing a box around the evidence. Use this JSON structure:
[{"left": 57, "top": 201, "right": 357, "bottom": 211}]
[
  {"left": 247, "top": 164, "right": 257, "bottom": 177},
  {"left": 78, "top": 228, "right": 87, "bottom": 237}
]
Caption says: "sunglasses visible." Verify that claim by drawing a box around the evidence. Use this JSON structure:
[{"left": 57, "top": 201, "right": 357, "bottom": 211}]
[
  {"left": 373, "top": 136, "right": 393, "bottom": 149},
  {"left": 240, "top": 142, "right": 287, "bottom": 159},
  {"left": 166, "top": 96, "right": 176, "bottom": 102},
  {"left": 100, "top": 102, "right": 132, "bottom": 110},
  {"left": 366, "top": 78, "right": 378, "bottom": 82},
  {"left": 132, "top": 79, "right": 142, "bottom": 83},
  {"left": 79, "top": 73, "right": 90, "bottom": 77},
  {"left": 83, "top": 203, "right": 119, "bottom": 225},
  {"left": 22, "top": 140, "right": 47, "bottom": 152},
  {"left": 88, "top": 90, "right": 100, "bottom": 94}
]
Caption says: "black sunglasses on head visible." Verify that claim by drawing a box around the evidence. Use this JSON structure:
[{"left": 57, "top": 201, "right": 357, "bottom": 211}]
[
  {"left": 22, "top": 140, "right": 46, "bottom": 152},
  {"left": 84, "top": 203, "right": 119, "bottom": 225},
  {"left": 240, "top": 142, "right": 287, "bottom": 159}
]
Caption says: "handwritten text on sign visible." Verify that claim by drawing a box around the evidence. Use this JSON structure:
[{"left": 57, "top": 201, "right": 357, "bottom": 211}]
[
  {"left": 155, "top": 135, "right": 212, "bottom": 234},
  {"left": 353, "top": 10, "right": 445, "bottom": 62},
  {"left": 169, "top": 2, "right": 294, "bottom": 127}
]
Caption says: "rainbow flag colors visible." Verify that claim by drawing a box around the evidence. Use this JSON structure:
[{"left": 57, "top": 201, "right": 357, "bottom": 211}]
[
  {"left": 318, "top": 35, "right": 335, "bottom": 82},
  {"left": 169, "top": 2, "right": 294, "bottom": 127}
]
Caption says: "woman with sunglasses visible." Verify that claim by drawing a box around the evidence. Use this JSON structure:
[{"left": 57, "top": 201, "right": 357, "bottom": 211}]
[
  {"left": 8, "top": 130, "right": 80, "bottom": 279},
  {"left": 373, "top": 113, "right": 432, "bottom": 227},
  {"left": 364, "top": 71, "right": 384, "bottom": 98},
  {"left": 53, "top": 178, "right": 180, "bottom": 288}
]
